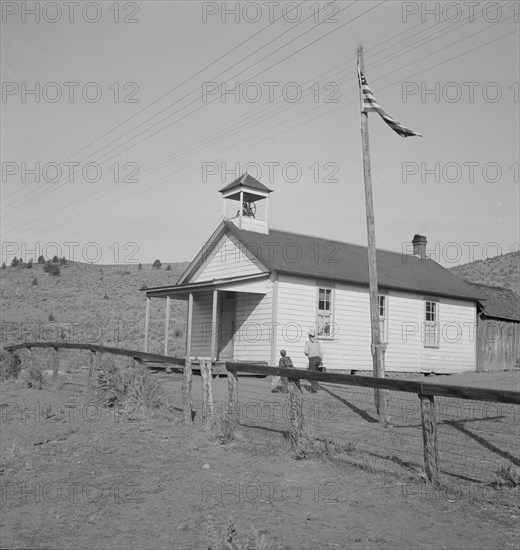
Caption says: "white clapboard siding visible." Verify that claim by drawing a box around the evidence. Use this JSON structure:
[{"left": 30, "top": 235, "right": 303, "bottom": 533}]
[
  {"left": 384, "top": 291, "right": 425, "bottom": 372},
  {"left": 233, "top": 287, "right": 273, "bottom": 362},
  {"left": 333, "top": 284, "right": 372, "bottom": 370},
  {"left": 190, "top": 292, "right": 213, "bottom": 357},
  {"left": 419, "top": 296, "right": 477, "bottom": 372},
  {"left": 192, "top": 233, "right": 266, "bottom": 282},
  {"left": 189, "top": 286, "right": 273, "bottom": 361},
  {"left": 275, "top": 275, "right": 476, "bottom": 373},
  {"left": 275, "top": 275, "right": 319, "bottom": 370}
]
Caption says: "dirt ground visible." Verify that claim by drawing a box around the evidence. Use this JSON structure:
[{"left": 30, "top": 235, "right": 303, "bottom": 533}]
[{"left": 1, "top": 373, "right": 519, "bottom": 550}]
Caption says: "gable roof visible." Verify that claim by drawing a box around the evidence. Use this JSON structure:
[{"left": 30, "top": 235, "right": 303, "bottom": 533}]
[
  {"left": 223, "top": 221, "right": 480, "bottom": 301},
  {"left": 219, "top": 173, "right": 273, "bottom": 201},
  {"left": 467, "top": 282, "right": 520, "bottom": 321}
]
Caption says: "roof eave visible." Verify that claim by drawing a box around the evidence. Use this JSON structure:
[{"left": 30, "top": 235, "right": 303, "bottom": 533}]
[{"left": 272, "top": 268, "right": 480, "bottom": 302}]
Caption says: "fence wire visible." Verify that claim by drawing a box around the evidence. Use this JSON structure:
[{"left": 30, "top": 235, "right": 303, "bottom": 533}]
[
  {"left": 16, "top": 346, "right": 519, "bottom": 490},
  {"left": 222, "top": 374, "right": 519, "bottom": 487}
]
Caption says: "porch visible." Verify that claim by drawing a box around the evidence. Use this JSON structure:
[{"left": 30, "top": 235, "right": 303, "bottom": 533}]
[{"left": 142, "top": 273, "right": 273, "bottom": 369}]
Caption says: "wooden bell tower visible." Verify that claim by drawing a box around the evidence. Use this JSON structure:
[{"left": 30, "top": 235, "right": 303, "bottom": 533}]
[{"left": 219, "top": 172, "right": 273, "bottom": 234}]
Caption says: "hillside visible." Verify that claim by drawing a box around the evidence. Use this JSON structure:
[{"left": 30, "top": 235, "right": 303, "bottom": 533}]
[
  {"left": 0, "top": 261, "right": 190, "bottom": 356},
  {"left": 450, "top": 250, "right": 519, "bottom": 295},
  {"left": 2, "top": 250, "right": 518, "bottom": 358}
]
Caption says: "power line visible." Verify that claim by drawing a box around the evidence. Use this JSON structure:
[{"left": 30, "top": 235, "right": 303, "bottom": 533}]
[
  {"left": 2, "top": 0, "right": 348, "bottom": 213},
  {"left": 20, "top": 26, "right": 517, "bottom": 238},
  {"left": 3, "top": 5, "right": 517, "bottom": 235}
]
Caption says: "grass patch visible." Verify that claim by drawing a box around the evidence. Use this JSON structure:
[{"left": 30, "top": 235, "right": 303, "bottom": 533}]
[
  {"left": 206, "top": 518, "right": 272, "bottom": 550},
  {"left": 494, "top": 464, "right": 520, "bottom": 487},
  {"left": 96, "top": 357, "right": 174, "bottom": 414},
  {"left": 291, "top": 426, "right": 356, "bottom": 461},
  {"left": 0, "top": 352, "right": 22, "bottom": 382}
]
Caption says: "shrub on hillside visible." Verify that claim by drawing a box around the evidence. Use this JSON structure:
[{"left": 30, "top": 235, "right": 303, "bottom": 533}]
[
  {"left": 206, "top": 519, "right": 271, "bottom": 550},
  {"left": 125, "top": 366, "right": 172, "bottom": 410},
  {"left": 97, "top": 358, "right": 128, "bottom": 408},
  {"left": 0, "top": 352, "right": 22, "bottom": 382},
  {"left": 52, "top": 255, "right": 59, "bottom": 263},
  {"left": 138, "top": 263, "right": 142, "bottom": 270},
  {"left": 32, "top": 277, "right": 38, "bottom": 286},
  {"left": 47, "top": 263, "right": 60, "bottom": 276},
  {"left": 11, "top": 257, "right": 19, "bottom": 267},
  {"left": 153, "top": 259, "right": 161, "bottom": 269},
  {"left": 37, "top": 255, "right": 45, "bottom": 264},
  {"left": 27, "top": 364, "right": 44, "bottom": 389},
  {"left": 27, "top": 259, "right": 33, "bottom": 269},
  {"left": 96, "top": 359, "right": 172, "bottom": 412}
]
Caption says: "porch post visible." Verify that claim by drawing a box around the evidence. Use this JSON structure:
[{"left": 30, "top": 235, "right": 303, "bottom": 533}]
[
  {"left": 210, "top": 289, "right": 218, "bottom": 362},
  {"left": 270, "top": 275, "right": 278, "bottom": 366},
  {"left": 186, "top": 293, "right": 193, "bottom": 360},
  {"left": 183, "top": 292, "right": 194, "bottom": 425},
  {"left": 164, "top": 296, "right": 171, "bottom": 355},
  {"left": 144, "top": 297, "right": 150, "bottom": 352},
  {"left": 239, "top": 190, "right": 243, "bottom": 228}
]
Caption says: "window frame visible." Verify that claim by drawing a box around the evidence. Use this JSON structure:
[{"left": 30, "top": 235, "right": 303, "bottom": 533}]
[
  {"left": 423, "top": 298, "right": 440, "bottom": 348},
  {"left": 316, "top": 285, "right": 335, "bottom": 340}
]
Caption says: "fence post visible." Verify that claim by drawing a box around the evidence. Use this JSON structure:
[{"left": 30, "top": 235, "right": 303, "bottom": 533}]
[
  {"left": 53, "top": 347, "right": 59, "bottom": 387},
  {"left": 288, "top": 379, "right": 305, "bottom": 457},
  {"left": 27, "top": 347, "right": 32, "bottom": 373},
  {"left": 201, "top": 358, "right": 214, "bottom": 431},
  {"left": 225, "top": 367, "right": 239, "bottom": 438},
  {"left": 419, "top": 393, "right": 440, "bottom": 487},
  {"left": 88, "top": 350, "right": 96, "bottom": 396},
  {"left": 182, "top": 359, "right": 193, "bottom": 425}
]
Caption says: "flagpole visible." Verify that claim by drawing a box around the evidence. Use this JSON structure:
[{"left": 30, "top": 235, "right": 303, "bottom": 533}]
[{"left": 357, "top": 43, "right": 388, "bottom": 426}]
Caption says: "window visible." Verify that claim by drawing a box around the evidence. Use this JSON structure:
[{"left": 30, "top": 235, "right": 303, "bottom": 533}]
[
  {"left": 379, "top": 295, "right": 387, "bottom": 342},
  {"left": 317, "top": 287, "right": 333, "bottom": 338},
  {"left": 424, "top": 300, "right": 439, "bottom": 347}
]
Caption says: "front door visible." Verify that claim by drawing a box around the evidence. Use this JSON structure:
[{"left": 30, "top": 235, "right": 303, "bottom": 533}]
[{"left": 218, "top": 292, "right": 236, "bottom": 360}]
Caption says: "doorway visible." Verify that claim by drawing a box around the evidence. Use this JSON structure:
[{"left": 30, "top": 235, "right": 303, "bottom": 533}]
[{"left": 218, "top": 292, "right": 236, "bottom": 360}]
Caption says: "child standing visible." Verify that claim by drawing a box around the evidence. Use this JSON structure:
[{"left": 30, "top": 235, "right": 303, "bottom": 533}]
[{"left": 278, "top": 349, "right": 301, "bottom": 392}]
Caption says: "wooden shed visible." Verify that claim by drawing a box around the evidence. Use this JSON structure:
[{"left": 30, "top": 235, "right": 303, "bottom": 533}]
[{"left": 468, "top": 282, "right": 520, "bottom": 371}]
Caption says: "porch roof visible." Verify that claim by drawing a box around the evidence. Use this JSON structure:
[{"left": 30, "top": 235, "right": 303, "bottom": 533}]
[{"left": 141, "top": 272, "right": 270, "bottom": 299}]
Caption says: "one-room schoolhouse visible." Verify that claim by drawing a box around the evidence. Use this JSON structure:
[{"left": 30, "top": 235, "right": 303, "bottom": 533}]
[{"left": 142, "top": 173, "right": 482, "bottom": 374}]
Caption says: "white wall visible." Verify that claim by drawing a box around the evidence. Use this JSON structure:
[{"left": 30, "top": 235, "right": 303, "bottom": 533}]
[
  {"left": 188, "top": 285, "right": 273, "bottom": 362},
  {"left": 190, "top": 291, "right": 213, "bottom": 357},
  {"left": 192, "top": 233, "right": 265, "bottom": 282},
  {"left": 233, "top": 287, "right": 273, "bottom": 362},
  {"left": 275, "top": 275, "right": 317, "bottom": 369},
  {"left": 275, "top": 274, "right": 477, "bottom": 373}
]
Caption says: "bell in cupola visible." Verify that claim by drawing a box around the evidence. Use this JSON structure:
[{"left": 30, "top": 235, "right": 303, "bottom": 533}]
[{"left": 219, "top": 172, "right": 273, "bottom": 235}]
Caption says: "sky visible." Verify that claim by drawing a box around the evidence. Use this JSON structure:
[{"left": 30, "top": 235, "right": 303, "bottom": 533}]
[{"left": 1, "top": 0, "right": 519, "bottom": 268}]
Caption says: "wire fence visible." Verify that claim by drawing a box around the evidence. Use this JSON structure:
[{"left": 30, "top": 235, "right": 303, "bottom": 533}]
[
  {"left": 222, "top": 371, "right": 519, "bottom": 491},
  {"left": 5, "top": 343, "right": 519, "bottom": 497}
]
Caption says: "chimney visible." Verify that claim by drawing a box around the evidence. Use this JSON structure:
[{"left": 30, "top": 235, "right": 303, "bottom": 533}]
[{"left": 412, "top": 234, "right": 427, "bottom": 260}]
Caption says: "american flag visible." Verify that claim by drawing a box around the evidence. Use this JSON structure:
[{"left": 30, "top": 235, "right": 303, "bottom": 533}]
[{"left": 358, "top": 64, "right": 422, "bottom": 138}]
